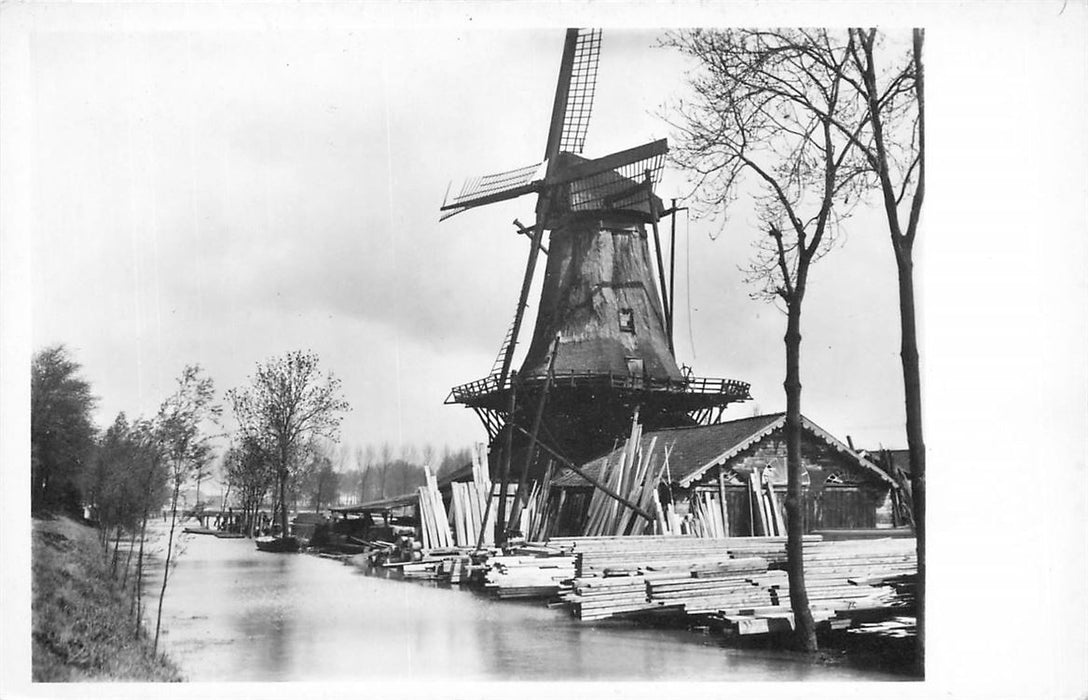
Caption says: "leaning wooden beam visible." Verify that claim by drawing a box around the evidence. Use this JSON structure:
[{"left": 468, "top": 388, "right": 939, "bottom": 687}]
[
  {"left": 474, "top": 457, "right": 497, "bottom": 552},
  {"left": 644, "top": 172, "right": 671, "bottom": 354},
  {"left": 496, "top": 387, "right": 518, "bottom": 545},
  {"left": 510, "top": 422, "right": 654, "bottom": 522},
  {"left": 509, "top": 334, "right": 560, "bottom": 531}
]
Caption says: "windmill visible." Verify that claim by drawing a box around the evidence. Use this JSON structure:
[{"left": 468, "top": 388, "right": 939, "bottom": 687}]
[{"left": 441, "top": 29, "right": 750, "bottom": 534}]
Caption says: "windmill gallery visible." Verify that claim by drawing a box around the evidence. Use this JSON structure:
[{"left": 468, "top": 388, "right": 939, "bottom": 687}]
[{"left": 311, "top": 28, "right": 919, "bottom": 659}]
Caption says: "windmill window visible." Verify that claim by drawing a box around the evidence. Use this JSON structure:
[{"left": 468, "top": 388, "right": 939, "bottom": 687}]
[
  {"left": 619, "top": 308, "right": 635, "bottom": 333},
  {"left": 625, "top": 357, "right": 644, "bottom": 376}
]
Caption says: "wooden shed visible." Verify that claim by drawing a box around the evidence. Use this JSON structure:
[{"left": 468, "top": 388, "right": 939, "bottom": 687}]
[{"left": 550, "top": 413, "right": 898, "bottom": 537}]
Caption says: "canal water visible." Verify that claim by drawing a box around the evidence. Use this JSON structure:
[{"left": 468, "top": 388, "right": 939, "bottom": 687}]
[{"left": 149, "top": 531, "right": 903, "bottom": 682}]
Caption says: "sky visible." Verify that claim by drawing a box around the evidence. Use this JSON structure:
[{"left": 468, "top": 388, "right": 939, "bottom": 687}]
[
  {"left": 17, "top": 16, "right": 915, "bottom": 463},
  {"left": 2, "top": 2, "right": 1086, "bottom": 697}
]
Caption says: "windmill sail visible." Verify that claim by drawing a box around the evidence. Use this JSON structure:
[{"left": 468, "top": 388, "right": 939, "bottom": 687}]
[
  {"left": 440, "top": 161, "right": 545, "bottom": 221},
  {"left": 440, "top": 28, "right": 601, "bottom": 223},
  {"left": 556, "top": 28, "right": 601, "bottom": 156}
]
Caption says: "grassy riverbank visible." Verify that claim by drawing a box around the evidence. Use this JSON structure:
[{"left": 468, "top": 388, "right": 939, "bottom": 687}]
[{"left": 32, "top": 514, "right": 183, "bottom": 681}]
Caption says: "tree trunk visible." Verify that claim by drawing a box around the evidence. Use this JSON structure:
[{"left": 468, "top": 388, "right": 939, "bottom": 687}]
[
  {"left": 110, "top": 525, "right": 122, "bottom": 579},
  {"left": 121, "top": 526, "right": 137, "bottom": 589},
  {"left": 279, "top": 470, "right": 289, "bottom": 537},
  {"left": 154, "top": 480, "right": 181, "bottom": 653},
  {"left": 896, "top": 247, "right": 926, "bottom": 675},
  {"left": 783, "top": 301, "right": 818, "bottom": 652},
  {"left": 133, "top": 508, "right": 148, "bottom": 633}
]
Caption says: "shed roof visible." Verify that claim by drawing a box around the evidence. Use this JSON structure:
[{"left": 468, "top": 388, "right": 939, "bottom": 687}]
[
  {"left": 552, "top": 413, "right": 895, "bottom": 488},
  {"left": 330, "top": 492, "right": 418, "bottom": 513},
  {"left": 859, "top": 448, "right": 911, "bottom": 477}
]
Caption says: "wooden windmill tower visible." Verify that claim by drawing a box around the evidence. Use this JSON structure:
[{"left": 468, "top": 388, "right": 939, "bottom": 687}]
[{"left": 441, "top": 29, "right": 750, "bottom": 532}]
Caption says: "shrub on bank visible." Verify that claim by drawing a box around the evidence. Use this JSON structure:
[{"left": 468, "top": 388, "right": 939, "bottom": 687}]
[{"left": 32, "top": 515, "right": 183, "bottom": 681}]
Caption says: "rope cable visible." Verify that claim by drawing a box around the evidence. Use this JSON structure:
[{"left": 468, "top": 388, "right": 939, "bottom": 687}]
[{"left": 685, "top": 207, "right": 697, "bottom": 361}]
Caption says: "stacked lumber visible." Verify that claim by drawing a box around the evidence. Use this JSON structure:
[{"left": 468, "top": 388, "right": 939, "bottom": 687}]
[
  {"left": 563, "top": 575, "right": 658, "bottom": 620},
  {"left": 646, "top": 560, "right": 785, "bottom": 614},
  {"left": 481, "top": 553, "right": 575, "bottom": 599},
  {"left": 417, "top": 466, "right": 453, "bottom": 549},
  {"left": 385, "top": 549, "right": 472, "bottom": 582},
  {"left": 547, "top": 535, "right": 821, "bottom": 577},
  {"left": 847, "top": 616, "right": 916, "bottom": 639},
  {"left": 563, "top": 557, "right": 789, "bottom": 621},
  {"left": 447, "top": 444, "right": 495, "bottom": 548},
  {"left": 582, "top": 417, "right": 668, "bottom": 536},
  {"left": 797, "top": 537, "right": 917, "bottom": 613}
]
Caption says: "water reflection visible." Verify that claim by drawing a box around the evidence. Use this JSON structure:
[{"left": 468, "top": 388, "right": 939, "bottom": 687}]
[{"left": 150, "top": 534, "right": 899, "bottom": 682}]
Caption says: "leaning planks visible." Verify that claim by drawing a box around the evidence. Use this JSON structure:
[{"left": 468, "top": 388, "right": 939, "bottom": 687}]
[
  {"left": 446, "top": 445, "right": 495, "bottom": 548},
  {"left": 418, "top": 466, "right": 453, "bottom": 550}
]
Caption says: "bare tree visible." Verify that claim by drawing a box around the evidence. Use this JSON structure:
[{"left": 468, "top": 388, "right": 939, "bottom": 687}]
[
  {"left": 153, "top": 365, "right": 221, "bottom": 653},
  {"left": 844, "top": 27, "right": 926, "bottom": 672},
  {"left": 666, "top": 28, "right": 869, "bottom": 652},
  {"left": 223, "top": 436, "right": 276, "bottom": 536},
  {"left": 227, "top": 350, "right": 350, "bottom": 538}
]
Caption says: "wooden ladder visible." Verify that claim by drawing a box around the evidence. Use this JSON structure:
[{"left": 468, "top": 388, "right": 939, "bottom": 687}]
[{"left": 488, "top": 313, "right": 519, "bottom": 379}]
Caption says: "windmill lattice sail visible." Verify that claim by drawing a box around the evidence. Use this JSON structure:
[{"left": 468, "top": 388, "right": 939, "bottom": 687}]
[{"left": 557, "top": 28, "right": 601, "bottom": 155}]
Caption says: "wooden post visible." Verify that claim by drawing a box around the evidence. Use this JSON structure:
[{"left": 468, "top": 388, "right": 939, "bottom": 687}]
[
  {"left": 747, "top": 469, "right": 757, "bottom": 536},
  {"left": 509, "top": 334, "right": 560, "bottom": 531},
  {"left": 668, "top": 197, "right": 677, "bottom": 350},
  {"left": 495, "top": 376, "right": 518, "bottom": 546},
  {"left": 717, "top": 465, "right": 729, "bottom": 538},
  {"left": 644, "top": 172, "right": 672, "bottom": 354}
]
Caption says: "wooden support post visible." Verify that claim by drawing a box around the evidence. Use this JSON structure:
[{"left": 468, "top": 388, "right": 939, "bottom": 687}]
[
  {"left": 495, "top": 376, "right": 518, "bottom": 546},
  {"left": 475, "top": 455, "right": 497, "bottom": 552},
  {"left": 717, "top": 465, "right": 730, "bottom": 538},
  {"left": 747, "top": 469, "right": 757, "bottom": 536},
  {"left": 509, "top": 334, "right": 560, "bottom": 531},
  {"left": 644, "top": 171, "right": 671, "bottom": 354},
  {"left": 668, "top": 197, "right": 677, "bottom": 352}
]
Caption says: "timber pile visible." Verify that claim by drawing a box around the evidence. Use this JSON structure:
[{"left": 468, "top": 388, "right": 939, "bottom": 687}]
[
  {"left": 711, "top": 537, "right": 919, "bottom": 636},
  {"left": 563, "top": 575, "right": 659, "bottom": 620},
  {"left": 481, "top": 552, "right": 575, "bottom": 599},
  {"left": 550, "top": 535, "right": 812, "bottom": 621},
  {"left": 417, "top": 466, "right": 453, "bottom": 549},
  {"left": 448, "top": 445, "right": 495, "bottom": 548},
  {"left": 582, "top": 418, "right": 668, "bottom": 536},
  {"left": 746, "top": 469, "right": 785, "bottom": 537},
  {"left": 548, "top": 535, "right": 821, "bottom": 577},
  {"left": 688, "top": 491, "right": 728, "bottom": 538},
  {"left": 793, "top": 537, "right": 917, "bottom": 613},
  {"left": 647, "top": 568, "right": 785, "bottom": 615},
  {"left": 515, "top": 461, "right": 556, "bottom": 541},
  {"left": 562, "top": 557, "right": 784, "bottom": 621}
]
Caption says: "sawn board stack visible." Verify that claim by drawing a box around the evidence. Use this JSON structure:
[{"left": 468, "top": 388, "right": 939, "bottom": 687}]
[{"left": 481, "top": 553, "right": 576, "bottom": 599}]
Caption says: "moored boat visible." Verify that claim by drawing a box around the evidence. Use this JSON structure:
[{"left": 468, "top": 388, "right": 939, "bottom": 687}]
[{"left": 255, "top": 536, "right": 300, "bottom": 553}]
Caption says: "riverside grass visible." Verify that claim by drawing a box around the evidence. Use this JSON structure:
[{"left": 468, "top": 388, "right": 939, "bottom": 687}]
[{"left": 32, "top": 515, "right": 183, "bottom": 681}]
